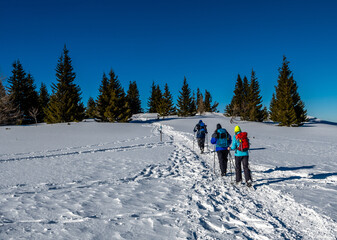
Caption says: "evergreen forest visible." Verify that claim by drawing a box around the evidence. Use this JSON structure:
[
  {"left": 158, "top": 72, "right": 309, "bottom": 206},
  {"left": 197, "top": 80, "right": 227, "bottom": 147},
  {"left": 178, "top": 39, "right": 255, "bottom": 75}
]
[{"left": 0, "top": 46, "right": 306, "bottom": 127}]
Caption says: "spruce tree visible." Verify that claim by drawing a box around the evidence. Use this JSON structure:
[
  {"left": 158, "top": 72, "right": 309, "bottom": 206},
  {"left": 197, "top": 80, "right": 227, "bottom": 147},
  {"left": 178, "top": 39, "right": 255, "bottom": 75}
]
[
  {"left": 177, "top": 77, "right": 193, "bottom": 117},
  {"left": 241, "top": 76, "right": 250, "bottom": 120},
  {"left": 269, "top": 93, "right": 277, "bottom": 121},
  {"left": 204, "top": 90, "right": 211, "bottom": 112},
  {"left": 204, "top": 90, "right": 219, "bottom": 113},
  {"left": 26, "top": 73, "right": 39, "bottom": 118},
  {"left": 126, "top": 81, "right": 142, "bottom": 114},
  {"left": 154, "top": 85, "right": 162, "bottom": 112},
  {"left": 38, "top": 83, "right": 50, "bottom": 122},
  {"left": 196, "top": 88, "right": 202, "bottom": 113},
  {"left": 8, "top": 60, "right": 39, "bottom": 122},
  {"left": 96, "top": 73, "right": 110, "bottom": 121},
  {"left": 247, "top": 70, "right": 265, "bottom": 122},
  {"left": 85, "top": 97, "right": 96, "bottom": 118},
  {"left": 0, "top": 78, "right": 20, "bottom": 125},
  {"left": 197, "top": 92, "right": 205, "bottom": 115},
  {"left": 104, "top": 69, "right": 131, "bottom": 122},
  {"left": 190, "top": 91, "right": 197, "bottom": 116},
  {"left": 157, "top": 83, "right": 175, "bottom": 118},
  {"left": 225, "top": 74, "right": 244, "bottom": 117},
  {"left": 44, "top": 46, "right": 85, "bottom": 123},
  {"left": 147, "top": 82, "right": 162, "bottom": 113},
  {"left": 269, "top": 56, "right": 307, "bottom": 126}
]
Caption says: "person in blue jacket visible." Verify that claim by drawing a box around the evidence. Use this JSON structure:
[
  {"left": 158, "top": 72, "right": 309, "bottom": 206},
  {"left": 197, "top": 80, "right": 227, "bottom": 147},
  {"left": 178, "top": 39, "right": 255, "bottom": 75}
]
[
  {"left": 193, "top": 120, "right": 208, "bottom": 153},
  {"left": 228, "top": 125, "right": 252, "bottom": 186},
  {"left": 211, "top": 124, "right": 232, "bottom": 176}
]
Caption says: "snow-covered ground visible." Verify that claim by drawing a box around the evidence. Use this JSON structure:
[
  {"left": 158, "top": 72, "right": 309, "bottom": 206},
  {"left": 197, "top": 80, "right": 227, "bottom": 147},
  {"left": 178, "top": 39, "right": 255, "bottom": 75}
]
[{"left": 1, "top": 113, "right": 336, "bottom": 239}]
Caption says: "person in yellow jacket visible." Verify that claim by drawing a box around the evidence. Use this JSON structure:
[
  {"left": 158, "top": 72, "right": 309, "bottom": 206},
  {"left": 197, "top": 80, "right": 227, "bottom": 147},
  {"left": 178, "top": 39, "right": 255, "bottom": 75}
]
[{"left": 228, "top": 125, "right": 252, "bottom": 187}]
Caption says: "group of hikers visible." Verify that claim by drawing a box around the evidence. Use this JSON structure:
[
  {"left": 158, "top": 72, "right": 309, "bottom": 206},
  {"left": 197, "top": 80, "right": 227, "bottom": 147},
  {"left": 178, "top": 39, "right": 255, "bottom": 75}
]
[{"left": 193, "top": 120, "right": 253, "bottom": 187}]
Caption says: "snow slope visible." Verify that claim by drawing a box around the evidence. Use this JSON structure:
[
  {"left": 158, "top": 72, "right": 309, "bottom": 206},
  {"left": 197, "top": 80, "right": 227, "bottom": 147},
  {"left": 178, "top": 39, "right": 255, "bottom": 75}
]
[{"left": 0, "top": 114, "right": 336, "bottom": 239}]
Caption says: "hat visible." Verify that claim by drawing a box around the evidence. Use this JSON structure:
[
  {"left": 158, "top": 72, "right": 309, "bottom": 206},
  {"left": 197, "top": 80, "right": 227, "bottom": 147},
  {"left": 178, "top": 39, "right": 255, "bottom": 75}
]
[
  {"left": 234, "top": 125, "right": 241, "bottom": 133},
  {"left": 216, "top": 123, "right": 222, "bottom": 129},
  {"left": 199, "top": 120, "right": 203, "bottom": 123}
]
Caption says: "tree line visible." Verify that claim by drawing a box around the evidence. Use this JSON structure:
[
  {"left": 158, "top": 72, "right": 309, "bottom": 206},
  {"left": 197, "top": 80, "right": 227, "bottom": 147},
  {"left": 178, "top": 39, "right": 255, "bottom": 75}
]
[
  {"left": 0, "top": 46, "right": 307, "bottom": 127},
  {"left": 224, "top": 56, "right": 307, "bottom": 126}
]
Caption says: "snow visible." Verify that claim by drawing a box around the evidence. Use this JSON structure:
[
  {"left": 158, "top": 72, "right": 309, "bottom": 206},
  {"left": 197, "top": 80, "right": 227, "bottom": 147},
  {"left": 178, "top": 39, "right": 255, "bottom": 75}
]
[{"left": 1, "top": 113, "right": 336, "bottom": 239}]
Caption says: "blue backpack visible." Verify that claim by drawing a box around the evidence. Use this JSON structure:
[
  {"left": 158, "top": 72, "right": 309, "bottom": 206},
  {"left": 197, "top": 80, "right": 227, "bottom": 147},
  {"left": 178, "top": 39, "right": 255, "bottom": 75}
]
[
  {"left": 197, "top": 123, "right": 206, "bottom": 138},
  {"left": 216, "top": 128, "right": 230, "bottom": 148}
]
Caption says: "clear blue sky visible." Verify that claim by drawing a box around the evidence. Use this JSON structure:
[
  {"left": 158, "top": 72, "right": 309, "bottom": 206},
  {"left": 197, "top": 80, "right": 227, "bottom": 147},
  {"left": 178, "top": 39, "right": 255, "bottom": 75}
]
[{"left": 1, "top": 0, "right": 337, "bottom": 122}]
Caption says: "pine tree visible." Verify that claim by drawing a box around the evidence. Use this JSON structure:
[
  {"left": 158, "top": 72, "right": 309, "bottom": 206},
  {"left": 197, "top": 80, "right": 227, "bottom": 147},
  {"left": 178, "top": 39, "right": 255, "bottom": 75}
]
[
  {"left": 25, "top": 73, "right": 39, "bottom": 119},
  {"left": 126, "top": 81, "right": 142, "bottom": 114},
  {"left": 196, "top": 88, "right": 202, "bottom": 113},
  {"left": 211, "top": 101, "right": 219, "bottom": 113},
  {"left": 177, "top": 76, "right": 193, "bottom": 117},
  {"left": 7, "top": 60, "right": 39, "bottom": 122},
  {"left": 225, "top": 74, "right": 244, "bottom": 117},
  {"left": 247, "top": 70, "right": 265, "bottom": 122},
  {"left": 0, "top": 78, "right": 20, "bottom": 125},
  {"left": 197, "top": 92, "right": 205, "bottom": 115},
  {"left": 157, "top": 83, "right": 175, "bottom": 118},
  {"left": 190, "top": 91, "right": 197, "bottom": 116},
  {"left": 44, "top": 46, "right": 85, "bottom": 123},
  {"left": 85, "top": 97, "right": 96, "bottom": 118},
  {"left": 96, "top": 73, "right": 110, "bottom": 121},
  {"left": 240, "top": 76, "right": 250, "bottom": 120},
  {"left": 204, "top": 90, "right": 211, "bottom": 112},
  {"left": 104, "top": 69, "right": 131, "bottom": 122},
  {"left": 204, "top": 90, "right": 219, "bottom": 113},
  {"left": 269, "top": 93, "right": 277, "bottom": 121},
  {"left": 269, "top": 56, "right": 307, "bottom": 126},
  {"left": 147, "top": 82, "right": 162, "bottom": 113},
  {"left": 38, "top": 83, "right": 50, "bottom": 122}
]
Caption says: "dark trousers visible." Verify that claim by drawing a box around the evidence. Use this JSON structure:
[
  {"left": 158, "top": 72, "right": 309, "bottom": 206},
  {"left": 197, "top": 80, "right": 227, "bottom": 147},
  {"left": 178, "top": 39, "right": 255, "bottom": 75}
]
[
  {"left": 197, "top": 138, "right": 205, "bottom": 150},
  {"left": 217, "top": 150, "right": 229, "bottom": 175},
  {"left": 235, "top": 156, "right": 252, "bottom": 183}
]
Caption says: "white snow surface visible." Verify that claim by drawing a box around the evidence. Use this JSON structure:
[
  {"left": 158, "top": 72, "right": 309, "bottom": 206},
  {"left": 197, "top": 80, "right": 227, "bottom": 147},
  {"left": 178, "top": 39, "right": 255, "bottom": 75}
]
[{"left": 1, "top": 113, "right": 336, "bottom": 239}]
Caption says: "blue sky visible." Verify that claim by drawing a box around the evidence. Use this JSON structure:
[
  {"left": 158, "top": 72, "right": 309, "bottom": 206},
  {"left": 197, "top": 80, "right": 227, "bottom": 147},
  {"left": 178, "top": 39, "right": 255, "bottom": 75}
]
[{"left": 1, "top": 0, "right": 337, "bottom": 122}]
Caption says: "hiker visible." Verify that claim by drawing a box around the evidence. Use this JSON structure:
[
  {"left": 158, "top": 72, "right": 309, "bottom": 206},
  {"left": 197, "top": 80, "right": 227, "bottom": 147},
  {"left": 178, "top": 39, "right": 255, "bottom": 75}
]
[
  {"left": 228, "top": 125, "right": 252, "bottom": 187},
  {"left": 193, "top": 120, "right": 208, "bottom": 153},
  {"left": 211, "top": 124, "right": 232, "bottom": 176}
]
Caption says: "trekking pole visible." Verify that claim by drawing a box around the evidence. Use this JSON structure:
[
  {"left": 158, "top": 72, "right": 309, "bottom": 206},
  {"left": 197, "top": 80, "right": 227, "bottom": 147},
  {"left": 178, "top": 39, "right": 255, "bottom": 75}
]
[
  {"left": 159, "top": 125, "right": 163, "bottom": 142},
  {"left": 229, "top": 151, "right": 233, "bottom": 184},
  {"left": 193, "top": 132, "right": 195, "bottom": 151},
  {"left": 213, "top": 145, "right": 216, "bottom": 175},
  {"left": 206, "top": 133, "right": 209, "bottom": 152}
]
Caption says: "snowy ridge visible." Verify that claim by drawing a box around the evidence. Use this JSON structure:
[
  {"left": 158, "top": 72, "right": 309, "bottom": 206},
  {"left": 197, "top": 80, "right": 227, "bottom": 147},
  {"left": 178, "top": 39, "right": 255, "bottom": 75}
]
[{"left": 0, "top": 116, "right": 336, "bottom": 239}]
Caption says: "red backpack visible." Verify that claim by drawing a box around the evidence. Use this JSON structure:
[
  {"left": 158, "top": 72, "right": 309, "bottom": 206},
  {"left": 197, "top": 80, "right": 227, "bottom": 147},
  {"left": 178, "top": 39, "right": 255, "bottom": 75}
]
[{"left": 236, "top": 132, "right": 249, "bottom": 151}]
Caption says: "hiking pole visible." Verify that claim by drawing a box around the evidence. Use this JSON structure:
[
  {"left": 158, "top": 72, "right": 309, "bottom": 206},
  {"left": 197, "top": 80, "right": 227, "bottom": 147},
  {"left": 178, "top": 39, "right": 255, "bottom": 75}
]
[
  {"left": 193, "top": 132, "right": 195, "bottom": 151},
  {"left": 159, "top": 125, "right": 163, "bottom": 142},
  {"left": 213, "top": 145, "right": 216, "bottom": 175},
  {"left": 229, "top": 151, "right": 233, "bottom": 184}
]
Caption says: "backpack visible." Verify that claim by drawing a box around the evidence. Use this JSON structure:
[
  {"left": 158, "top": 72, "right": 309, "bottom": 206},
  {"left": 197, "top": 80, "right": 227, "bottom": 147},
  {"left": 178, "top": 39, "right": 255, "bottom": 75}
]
[
  {"left": 197, "top": 123, "right": 206, "bottom": 138},
  {"left": 236, "top": 132, "right": 249, "bottom": 151},
  {"left": 216, "top": 128, "right": 230, "bottom": 147}
]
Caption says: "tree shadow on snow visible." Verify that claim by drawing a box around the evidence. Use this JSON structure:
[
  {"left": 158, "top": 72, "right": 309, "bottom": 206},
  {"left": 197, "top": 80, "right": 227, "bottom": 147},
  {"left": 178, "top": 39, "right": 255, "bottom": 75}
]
[
  {"left": 254, "top": 165, "right": 337, "bottom": 188},
  {"left": 254, "top": 176, "right": 303, "bottom": 188},
  {"left": 263, "top": 165, "right": 316, "bottom": 174},
  {"left": 309, "top": 172, "right": 337, "bottom": 179},
  {"left": 130, "top": 116, "right": 181, "bottom": 124},
  {"left": 303, "top": 118, "right": 337, "bottom": 127},
  {"left": 249, "top": 147, "right": 266, "bottom": 151}
]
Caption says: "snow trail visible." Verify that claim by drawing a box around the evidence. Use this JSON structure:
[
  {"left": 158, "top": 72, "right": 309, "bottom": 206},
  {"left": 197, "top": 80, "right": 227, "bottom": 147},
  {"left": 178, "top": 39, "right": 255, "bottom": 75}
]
[
  {"left": 1, "top": 118, "right": 336, "bottom": 239},
  {"left": 157, "top": 122, "right": 337, "bottom": 239}
]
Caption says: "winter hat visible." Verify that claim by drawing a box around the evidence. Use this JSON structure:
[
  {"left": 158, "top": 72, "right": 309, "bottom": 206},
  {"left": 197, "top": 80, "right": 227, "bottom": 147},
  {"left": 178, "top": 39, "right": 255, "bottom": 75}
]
[
  {"left": 234, "top": 125, "right": 241, "bottom": 133},
  {"left": 216, "top": 123, "right": 222, "bottom": 130},
  {"left": 199, "top": 120, "right": 203, "bottom": 123}
]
